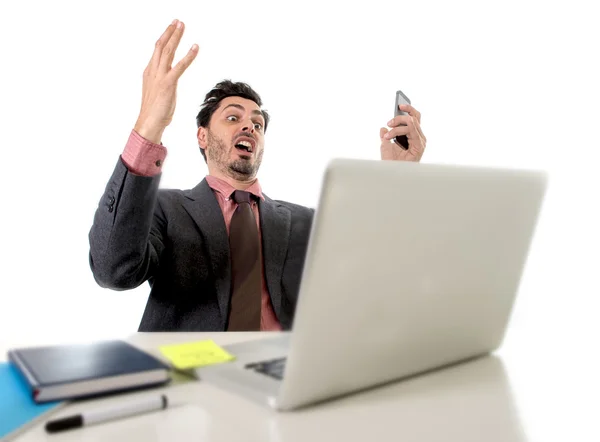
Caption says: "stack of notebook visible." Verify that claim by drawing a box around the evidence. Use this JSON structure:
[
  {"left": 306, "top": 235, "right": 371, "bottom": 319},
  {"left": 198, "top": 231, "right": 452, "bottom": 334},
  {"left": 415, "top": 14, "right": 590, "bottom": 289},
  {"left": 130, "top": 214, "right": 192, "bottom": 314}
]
[
  {"left": 7, "top": 339, "right": 171, "bottom": 403},
  {"left": 1, "top": 339, "right": 171, "bottom": 440}
]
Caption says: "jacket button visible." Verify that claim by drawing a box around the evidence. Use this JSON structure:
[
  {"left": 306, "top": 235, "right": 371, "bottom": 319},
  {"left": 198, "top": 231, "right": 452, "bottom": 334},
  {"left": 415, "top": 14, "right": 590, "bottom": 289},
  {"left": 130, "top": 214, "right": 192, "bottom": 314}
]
[
  {"left": 108, "top": 196, "right": 115, "bottom": 205},
  {"left": 108, "top": 206, "right": 114, "bottom": 213}
]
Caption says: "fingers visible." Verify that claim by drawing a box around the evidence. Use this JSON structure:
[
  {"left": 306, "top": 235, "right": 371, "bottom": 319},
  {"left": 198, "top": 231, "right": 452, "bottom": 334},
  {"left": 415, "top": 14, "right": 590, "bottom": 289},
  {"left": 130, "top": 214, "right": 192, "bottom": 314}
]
[
  {"left": 170, "top": 44, "right": 200, "bottom": 80},
  {"left": 384, "top": 125, "right": 410, "bottom": 139},
  {"left": 385, "top": 114, "right": 415, "bottom": 139},
  {"left": 398, "top": 104, "right": 421, "bottom": 123},
  {"left": 147, "top": 20, "right": 178, "bottom": 76},
  {"left": 380, "top": 127, "right": 389, "bottom": 140},
  {"left": 387, "top": 114, "right": 412, "bottom": 128},
  {"left": 146, "top": 19, "right": 198, "bottom": 81},
  {"left": 158, "top": 20, "right": 185, "bottom": 73},
  {"left": 385, "top": 112, "right": 425, "bottom": 141},
  {"left": 380, "top": 127, "right": 396, "bottom": 160}
]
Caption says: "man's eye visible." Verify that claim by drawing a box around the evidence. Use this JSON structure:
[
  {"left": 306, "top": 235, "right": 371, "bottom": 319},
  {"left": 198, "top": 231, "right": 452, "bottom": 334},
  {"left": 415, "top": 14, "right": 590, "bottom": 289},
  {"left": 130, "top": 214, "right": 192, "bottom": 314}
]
[
  {"left": 254, "top": 122, "right": 263, "bottom": 130},
  {"left": 227, "top": 115, "right": 238, "bottom": 122}
]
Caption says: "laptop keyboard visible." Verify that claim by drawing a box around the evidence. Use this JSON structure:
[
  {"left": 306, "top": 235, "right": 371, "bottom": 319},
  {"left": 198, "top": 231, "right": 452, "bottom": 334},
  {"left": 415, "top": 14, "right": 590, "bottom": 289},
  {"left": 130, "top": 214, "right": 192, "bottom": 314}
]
[{"left": 245, "top": 357, "right": 287, "bottom": 380}]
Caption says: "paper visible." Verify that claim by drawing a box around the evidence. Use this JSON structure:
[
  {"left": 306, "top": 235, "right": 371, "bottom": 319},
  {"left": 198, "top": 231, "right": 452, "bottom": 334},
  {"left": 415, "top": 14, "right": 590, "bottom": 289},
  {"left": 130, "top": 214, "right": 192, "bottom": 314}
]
[
  {"left": 158, "top": 340, "right": 235, "bottom": 370},
  {"left": 0, "top": 362, "right": 64, "bottom": 441}
]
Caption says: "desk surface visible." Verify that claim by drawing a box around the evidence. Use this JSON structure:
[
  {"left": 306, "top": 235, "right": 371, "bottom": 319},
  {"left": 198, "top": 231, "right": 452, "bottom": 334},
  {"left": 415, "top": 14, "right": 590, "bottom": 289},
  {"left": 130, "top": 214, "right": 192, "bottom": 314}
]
[{"left": 4, "top": 330, "right": 599, "bottom": 442}]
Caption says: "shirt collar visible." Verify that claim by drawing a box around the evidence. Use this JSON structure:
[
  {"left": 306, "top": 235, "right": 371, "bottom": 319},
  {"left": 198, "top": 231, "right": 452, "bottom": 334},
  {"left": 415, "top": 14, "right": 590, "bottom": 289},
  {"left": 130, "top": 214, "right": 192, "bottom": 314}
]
[{"left": 205, "top": 175, "right": 265, "bottom": 201}]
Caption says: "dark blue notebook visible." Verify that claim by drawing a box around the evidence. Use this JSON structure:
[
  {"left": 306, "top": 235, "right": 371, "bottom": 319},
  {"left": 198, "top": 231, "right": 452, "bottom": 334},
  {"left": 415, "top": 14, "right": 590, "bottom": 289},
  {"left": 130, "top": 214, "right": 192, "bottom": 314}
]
[
  {"left": 7, "top": 340, "right": 170, "bottom": 403},
  {"left": 0, "top": 362, "right": 63, "bottom": 441}
]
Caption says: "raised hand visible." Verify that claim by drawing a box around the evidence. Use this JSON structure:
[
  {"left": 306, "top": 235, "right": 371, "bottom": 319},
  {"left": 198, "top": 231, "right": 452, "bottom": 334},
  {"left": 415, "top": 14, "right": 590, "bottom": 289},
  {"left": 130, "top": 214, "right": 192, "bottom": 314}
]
[
  {"left": 134, "top": 19, "right": 199, "bottom": 144},
  {"left": 380, "top": 104, "right": 427, "bottom": 162}
]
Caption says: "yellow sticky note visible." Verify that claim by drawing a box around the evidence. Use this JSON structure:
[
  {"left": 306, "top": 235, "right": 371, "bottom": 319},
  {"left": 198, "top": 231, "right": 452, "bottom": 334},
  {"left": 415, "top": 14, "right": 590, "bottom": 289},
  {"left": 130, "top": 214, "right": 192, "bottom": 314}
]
[{"left": 159, "top": 340, "right": 236, "bottom": 370}]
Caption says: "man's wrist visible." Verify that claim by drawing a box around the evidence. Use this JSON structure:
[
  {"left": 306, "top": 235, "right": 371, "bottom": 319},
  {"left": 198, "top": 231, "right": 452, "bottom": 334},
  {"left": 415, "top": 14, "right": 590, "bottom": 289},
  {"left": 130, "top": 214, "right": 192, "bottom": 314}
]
[{"left": 134, "top": 120, "right": 165, "bottom": 145}]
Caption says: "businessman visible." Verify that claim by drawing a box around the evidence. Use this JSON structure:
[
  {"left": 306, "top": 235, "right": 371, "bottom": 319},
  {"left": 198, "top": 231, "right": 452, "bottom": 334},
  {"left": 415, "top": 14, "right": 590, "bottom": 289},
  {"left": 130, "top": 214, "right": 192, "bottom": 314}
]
[{"left": 88, "top": 19, "right": 427, "bottom": 332}]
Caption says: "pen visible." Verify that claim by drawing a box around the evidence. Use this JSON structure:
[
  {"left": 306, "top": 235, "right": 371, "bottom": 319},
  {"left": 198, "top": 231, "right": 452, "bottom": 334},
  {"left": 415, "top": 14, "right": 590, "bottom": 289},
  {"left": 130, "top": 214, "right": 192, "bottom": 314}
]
[{"left": 45, "top": 394, "right": 169, "bottom": 433}]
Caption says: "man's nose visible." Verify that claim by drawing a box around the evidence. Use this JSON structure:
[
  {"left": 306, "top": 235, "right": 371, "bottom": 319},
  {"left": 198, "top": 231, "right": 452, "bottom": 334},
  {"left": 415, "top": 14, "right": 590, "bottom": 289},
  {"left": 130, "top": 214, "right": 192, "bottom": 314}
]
[{"left": 241, "top": 118, "right": 255, "bottom": 134}]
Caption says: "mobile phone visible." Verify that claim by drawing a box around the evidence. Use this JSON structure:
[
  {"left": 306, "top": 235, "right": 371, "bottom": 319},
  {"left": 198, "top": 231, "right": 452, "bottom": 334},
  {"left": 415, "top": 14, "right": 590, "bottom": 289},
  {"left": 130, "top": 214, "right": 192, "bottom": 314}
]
[{"left": 394, "top": 90, "right": 411, "bottom": 150}]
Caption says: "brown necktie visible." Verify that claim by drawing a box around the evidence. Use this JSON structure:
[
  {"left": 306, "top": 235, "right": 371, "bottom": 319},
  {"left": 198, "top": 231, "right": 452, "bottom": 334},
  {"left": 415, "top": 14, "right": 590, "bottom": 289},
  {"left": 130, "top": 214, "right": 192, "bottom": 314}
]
[{"left": 226, "top": 190, "right": 262, "bottom": 331}]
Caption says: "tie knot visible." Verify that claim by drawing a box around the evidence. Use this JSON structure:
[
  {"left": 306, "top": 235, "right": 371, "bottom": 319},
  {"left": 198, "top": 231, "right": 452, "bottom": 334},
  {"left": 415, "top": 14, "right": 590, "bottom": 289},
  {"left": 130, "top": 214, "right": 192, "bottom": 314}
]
[{"left": 232, "top": 190, "right": 253, "bottom": 204}]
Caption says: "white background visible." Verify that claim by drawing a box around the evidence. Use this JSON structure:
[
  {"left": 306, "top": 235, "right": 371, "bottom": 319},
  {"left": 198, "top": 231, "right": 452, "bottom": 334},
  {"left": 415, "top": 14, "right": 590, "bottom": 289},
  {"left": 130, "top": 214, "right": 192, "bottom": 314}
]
[{"left": 0, "top": 1, "right": 599, "bottom": 440}]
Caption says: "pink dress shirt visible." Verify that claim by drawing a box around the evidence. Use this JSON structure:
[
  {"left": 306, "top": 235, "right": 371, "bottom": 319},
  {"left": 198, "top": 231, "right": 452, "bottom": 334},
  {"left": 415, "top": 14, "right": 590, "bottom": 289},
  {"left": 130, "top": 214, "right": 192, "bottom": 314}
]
[{"left": 121, "top": 130, "right": 282, "bottom": 331}]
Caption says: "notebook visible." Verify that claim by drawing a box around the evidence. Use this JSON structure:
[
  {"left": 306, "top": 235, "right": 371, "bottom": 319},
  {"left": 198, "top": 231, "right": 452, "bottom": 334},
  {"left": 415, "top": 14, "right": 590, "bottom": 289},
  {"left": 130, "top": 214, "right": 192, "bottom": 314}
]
[
  {"left": 7, "top": 340, "right": 171, "bottom": 403},
  {"left": 0, "top": 362, "right": 64, "bottom": 441}
]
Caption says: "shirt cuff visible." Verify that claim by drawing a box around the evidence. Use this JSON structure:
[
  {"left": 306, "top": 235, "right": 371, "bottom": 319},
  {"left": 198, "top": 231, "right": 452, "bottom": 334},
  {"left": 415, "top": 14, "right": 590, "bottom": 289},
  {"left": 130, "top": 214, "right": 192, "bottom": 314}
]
[{"left": 121, "top": 129, "right": 167, "bottom": 177}]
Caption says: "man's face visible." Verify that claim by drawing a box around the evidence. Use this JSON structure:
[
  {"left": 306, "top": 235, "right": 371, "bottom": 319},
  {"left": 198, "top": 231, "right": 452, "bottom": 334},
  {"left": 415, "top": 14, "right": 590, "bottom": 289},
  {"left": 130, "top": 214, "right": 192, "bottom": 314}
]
[{"left": 199, "top": 96, "right": 266, "bottom": 181}]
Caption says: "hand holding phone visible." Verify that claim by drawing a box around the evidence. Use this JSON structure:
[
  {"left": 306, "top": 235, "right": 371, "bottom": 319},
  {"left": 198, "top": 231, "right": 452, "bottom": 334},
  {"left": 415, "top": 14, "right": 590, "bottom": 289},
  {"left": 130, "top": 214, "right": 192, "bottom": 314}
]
[{"left": 393, "top": 90, "right": 411, "bottom": 150}]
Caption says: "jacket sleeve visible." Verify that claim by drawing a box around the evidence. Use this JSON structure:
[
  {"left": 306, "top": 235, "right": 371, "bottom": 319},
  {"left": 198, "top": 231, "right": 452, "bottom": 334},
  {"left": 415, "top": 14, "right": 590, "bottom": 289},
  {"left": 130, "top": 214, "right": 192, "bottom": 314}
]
[{"left": 88, "top": 156, "right": 166, "bottom": 290}]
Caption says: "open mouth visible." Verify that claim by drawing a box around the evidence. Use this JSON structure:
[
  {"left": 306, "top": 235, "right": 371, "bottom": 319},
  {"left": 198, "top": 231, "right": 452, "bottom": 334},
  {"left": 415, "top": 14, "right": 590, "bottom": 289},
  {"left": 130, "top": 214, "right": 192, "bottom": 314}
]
[{"left": 234, "top": 137, "right": 255, "bottom": 154}]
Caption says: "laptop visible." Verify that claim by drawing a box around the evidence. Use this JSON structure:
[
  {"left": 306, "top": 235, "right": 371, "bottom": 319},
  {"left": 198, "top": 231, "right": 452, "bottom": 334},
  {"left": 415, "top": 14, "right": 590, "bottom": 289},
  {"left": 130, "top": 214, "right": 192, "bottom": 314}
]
[{"left": 197, "top": 158, "right": 548, "bottom": 411}]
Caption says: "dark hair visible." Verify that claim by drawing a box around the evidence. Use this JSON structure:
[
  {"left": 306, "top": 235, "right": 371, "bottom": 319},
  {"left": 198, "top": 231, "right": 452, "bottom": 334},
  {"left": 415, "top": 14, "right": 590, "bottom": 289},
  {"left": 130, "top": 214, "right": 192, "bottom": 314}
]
[{"left": 196, "top": 80, "right": 270, "bottom": 162}]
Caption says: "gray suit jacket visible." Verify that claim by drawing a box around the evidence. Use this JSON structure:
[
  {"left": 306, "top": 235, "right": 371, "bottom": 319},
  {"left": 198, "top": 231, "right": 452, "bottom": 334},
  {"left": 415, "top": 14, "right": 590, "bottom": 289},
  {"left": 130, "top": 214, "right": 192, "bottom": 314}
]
[{"left": 88, "top": 158, "right": 314, "bottom": 331}]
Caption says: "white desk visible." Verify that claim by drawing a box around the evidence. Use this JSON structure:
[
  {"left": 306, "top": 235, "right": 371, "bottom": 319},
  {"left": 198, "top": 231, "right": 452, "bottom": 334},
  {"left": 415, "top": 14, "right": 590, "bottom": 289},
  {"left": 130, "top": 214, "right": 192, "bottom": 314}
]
[{"left": 4, "top": 330, "right": 599, "bottom": 442}]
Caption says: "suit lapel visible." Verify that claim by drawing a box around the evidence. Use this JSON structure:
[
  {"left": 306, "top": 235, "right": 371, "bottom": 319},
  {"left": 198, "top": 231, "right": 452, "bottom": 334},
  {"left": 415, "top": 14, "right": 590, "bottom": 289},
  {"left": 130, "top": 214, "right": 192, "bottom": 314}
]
[
  {"left": 181, "top": 179, "right": 231, "bottom": 326},
  {"left": 259, "top": 196, "right": 291, "bottom": 319}
]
